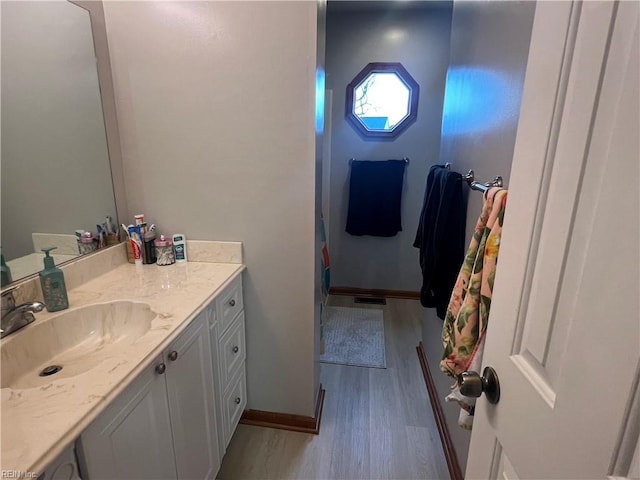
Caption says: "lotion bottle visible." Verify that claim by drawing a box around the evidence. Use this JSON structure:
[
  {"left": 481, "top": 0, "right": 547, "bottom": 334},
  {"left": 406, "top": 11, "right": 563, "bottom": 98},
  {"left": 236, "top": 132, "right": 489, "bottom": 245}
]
[{"left": 39, "top": 247, "right": 69, "bottom": 312}]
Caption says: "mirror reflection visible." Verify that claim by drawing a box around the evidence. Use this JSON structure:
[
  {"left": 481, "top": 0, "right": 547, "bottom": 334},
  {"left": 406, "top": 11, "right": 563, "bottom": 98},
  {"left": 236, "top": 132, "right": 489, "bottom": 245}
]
[{"left": 1, "top": 0, "right": 118, "bottom": 286}]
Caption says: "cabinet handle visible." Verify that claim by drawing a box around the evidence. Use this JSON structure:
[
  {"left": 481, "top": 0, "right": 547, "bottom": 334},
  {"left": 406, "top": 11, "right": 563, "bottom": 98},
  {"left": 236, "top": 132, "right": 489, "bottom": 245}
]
[
  {"left": 168, "top": 350, "right": 178, "bottom": 361},
  {"left": 235, "top": 397, "right": 241, "bottom": 404},
  {"left": 232, "top": 346, "right": 239, "bottom": 354},
  {"left": 229, "top": 299, "right": 236, "bottom": 307},
  {"left": 155, "top": 363, "right": 166, "bottom": 375}
]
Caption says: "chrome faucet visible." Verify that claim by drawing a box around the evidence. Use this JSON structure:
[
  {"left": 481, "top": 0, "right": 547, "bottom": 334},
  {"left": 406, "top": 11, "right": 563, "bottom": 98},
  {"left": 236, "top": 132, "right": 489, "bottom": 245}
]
[{"left": 1, "top": 290, "right": 45, "bottom": 338}]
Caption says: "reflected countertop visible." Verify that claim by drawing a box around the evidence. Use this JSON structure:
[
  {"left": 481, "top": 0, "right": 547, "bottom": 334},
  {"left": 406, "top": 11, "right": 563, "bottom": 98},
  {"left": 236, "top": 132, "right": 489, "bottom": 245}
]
[{"left": 6, "top": 253, "right": 79, "bottom": 282}]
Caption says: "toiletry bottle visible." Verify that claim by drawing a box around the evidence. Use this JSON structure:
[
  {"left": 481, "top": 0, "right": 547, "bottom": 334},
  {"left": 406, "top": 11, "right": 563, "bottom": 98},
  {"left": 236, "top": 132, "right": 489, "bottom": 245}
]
[
  {"left": 172, "top": 234, "right": 187, "bottom": 262},
  {"left": 1, "top": 250, "right": 12, "bottom": 287},
  {"left": 75, "top": 229, "right": 85, "bottom": 254},
  {"left": 39, "top": 247, "right": 69, "bottom": 312}
]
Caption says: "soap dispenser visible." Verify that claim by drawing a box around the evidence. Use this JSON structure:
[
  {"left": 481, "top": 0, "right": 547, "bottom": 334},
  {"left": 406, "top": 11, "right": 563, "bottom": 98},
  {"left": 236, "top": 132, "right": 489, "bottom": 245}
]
[{"left": 39, "top": 247, "right": 69, "bottom": 312}]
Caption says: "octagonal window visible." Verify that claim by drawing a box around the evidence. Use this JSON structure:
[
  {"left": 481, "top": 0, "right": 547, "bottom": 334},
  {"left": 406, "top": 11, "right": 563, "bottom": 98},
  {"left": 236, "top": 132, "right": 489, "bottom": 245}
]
[{"left": 346, "top": 62, "right": 419, "bottom": 139}]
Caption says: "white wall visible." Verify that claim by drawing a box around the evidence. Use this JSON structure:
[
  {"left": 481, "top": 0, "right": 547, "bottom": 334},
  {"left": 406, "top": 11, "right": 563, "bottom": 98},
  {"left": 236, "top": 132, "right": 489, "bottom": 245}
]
[
  {"left": 326, "top": 4, "right": 453, "bottom": 291},
  {"left": 103, "top": 1, "right": 319, "bottom": 416},
  {"left": 1, "top": 1, "right": 116, "bottom": 261},
  {"left": 423, "top": 0, "right": 536, "bottom": 472}
]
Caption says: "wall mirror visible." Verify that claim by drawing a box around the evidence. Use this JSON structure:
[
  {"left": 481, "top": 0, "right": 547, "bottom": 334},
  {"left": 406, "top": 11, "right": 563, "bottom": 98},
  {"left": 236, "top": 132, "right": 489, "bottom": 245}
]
[
  {"left": 345, "top": 62, "right": 420, "bottom": 139},
  {"left": 1, "top": 0, "right": 123, "bottom": 287}
]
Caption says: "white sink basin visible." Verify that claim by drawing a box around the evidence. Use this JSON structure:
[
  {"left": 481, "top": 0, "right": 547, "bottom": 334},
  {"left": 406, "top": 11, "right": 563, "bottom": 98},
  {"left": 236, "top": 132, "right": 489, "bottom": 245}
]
[{"left": 1, "top": 301, "right": 157, "bottom": 389}]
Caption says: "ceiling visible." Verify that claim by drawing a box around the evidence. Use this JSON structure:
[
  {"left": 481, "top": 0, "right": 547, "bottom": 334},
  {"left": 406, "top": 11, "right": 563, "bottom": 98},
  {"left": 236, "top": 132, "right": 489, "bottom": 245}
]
[{"left": 327, "top": 0, "right": 452, "bottom": 13}]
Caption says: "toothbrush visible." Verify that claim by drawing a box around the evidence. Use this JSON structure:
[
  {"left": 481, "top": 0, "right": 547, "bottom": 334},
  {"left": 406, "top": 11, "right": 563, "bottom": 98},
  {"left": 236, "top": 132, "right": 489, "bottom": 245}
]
[{"left": 96, "top": 225, "right": 106, "bottom": 249}]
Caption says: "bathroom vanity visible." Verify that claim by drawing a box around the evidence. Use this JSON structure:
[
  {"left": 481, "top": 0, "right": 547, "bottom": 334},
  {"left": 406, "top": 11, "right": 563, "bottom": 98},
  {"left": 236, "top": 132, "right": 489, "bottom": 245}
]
[
  {"left": 79, "top": 275, "right": 245, "bottom": 479},
  {"left": 1, "top": 247, "right": 246, "bottom": 480}
]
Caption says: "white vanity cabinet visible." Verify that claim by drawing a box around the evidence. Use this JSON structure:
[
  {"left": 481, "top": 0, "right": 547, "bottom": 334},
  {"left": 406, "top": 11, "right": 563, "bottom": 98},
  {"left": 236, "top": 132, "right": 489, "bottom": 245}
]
[
  {"left": 77, "top": 311, "right": 220, "bottom": 480},
  {"left": 75, "top": 274, "right": 246, "bottom": 480}
]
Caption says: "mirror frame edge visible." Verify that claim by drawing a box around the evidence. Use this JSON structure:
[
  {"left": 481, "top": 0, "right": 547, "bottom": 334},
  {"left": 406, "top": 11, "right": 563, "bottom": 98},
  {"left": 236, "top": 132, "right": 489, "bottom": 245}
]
[{"left": 72, "top": 0, "right": 128, "bottom": 224}]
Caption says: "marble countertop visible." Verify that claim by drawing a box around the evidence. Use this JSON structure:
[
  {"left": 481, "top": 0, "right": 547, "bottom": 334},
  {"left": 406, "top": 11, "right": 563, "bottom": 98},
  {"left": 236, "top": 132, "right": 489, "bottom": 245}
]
[{"left": 1, "top": 260, "right": 244, "bottom": 476}]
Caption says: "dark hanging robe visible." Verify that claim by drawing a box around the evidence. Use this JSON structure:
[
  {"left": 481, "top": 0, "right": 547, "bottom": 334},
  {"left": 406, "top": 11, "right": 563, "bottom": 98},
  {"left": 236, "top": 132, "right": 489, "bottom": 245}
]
[{"left": 413, "top": 165, "right": 467, "bottom": 319}]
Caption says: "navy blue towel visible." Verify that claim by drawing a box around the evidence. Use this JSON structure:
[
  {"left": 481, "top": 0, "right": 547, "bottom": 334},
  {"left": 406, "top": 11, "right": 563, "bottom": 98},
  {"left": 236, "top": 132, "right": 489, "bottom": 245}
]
[
  {"left": 346, "top": 160, "right": 406, "bottom": 237},
  {"left": 413, "top": 165, "right": 467, "bottom": 318}
]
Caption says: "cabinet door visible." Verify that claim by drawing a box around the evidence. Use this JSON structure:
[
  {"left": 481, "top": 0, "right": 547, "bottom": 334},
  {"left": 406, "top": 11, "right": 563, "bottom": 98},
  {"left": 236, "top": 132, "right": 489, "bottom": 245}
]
[
  {"left": 78, "top": 357, "right": 177, "bottom": 480},
  {"left": 38, "top": 446, "right": 81, "bottom": 480},
  {"left": 164, "top": 313, "right": 221, "bottom": 480}
]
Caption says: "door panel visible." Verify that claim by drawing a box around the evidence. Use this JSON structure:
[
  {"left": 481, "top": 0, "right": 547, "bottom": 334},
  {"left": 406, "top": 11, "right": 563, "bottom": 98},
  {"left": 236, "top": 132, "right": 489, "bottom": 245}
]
[
  {"left": 467, "top": 1, "right": 640, "bottom": 478},
  {"left": 165, "top": 313, "right": 221, "bottom": 480},
  {"left": 494, "top": 445, "right": 520, "bottom": 480}
]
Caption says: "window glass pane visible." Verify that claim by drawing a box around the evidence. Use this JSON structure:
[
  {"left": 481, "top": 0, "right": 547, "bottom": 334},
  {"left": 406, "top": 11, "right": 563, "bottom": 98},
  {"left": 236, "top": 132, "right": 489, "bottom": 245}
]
[{"left": 353, "top": 72, "right": 410, "bottom": 131}]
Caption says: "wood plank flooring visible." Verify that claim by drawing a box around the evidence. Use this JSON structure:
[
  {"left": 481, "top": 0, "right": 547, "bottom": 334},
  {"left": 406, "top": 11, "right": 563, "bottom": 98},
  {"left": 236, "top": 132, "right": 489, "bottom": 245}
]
[{"left": 218, "top": 297, "right": 450, "bottom": 480}]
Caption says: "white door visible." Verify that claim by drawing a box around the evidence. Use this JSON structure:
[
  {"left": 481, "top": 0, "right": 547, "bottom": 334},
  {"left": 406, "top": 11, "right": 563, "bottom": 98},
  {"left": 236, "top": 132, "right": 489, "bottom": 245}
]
[{"left": 466, "top": 1, "right": 639, "bottom": 479}]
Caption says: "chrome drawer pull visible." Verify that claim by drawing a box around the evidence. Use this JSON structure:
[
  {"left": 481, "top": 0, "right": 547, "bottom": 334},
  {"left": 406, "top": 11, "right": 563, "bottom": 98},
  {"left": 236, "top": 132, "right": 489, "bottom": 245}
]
[
  {"left": 229, "top": 299, "right": 236, "bottom": 307},
  {"left": 232, "top": 346, "right": 239, "bottom": 354},
  {"left": 234, "top": 397, "right": 241, "bottom": 405}
]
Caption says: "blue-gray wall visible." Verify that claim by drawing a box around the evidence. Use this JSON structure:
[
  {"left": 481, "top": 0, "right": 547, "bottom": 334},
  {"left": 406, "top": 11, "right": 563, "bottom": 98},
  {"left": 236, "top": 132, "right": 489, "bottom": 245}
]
[
  {"left": 423, "top": 0, "right": 536, "bottom": 473},
  {"left": 326, "top": 3, "right": 453, "bottom": 291}
]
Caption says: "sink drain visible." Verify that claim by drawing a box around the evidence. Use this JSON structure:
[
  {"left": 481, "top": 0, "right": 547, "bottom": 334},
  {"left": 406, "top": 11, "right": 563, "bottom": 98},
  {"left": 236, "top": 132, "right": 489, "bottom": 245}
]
[{"left": 39, "top": 365, "right": 63, "bottom": 377}]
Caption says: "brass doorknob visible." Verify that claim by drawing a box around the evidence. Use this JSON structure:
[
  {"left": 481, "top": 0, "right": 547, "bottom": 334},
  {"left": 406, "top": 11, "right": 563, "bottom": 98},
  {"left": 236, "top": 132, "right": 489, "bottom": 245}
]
[{"left": 457, "top": 366, "right": 500, "bottom": 404}]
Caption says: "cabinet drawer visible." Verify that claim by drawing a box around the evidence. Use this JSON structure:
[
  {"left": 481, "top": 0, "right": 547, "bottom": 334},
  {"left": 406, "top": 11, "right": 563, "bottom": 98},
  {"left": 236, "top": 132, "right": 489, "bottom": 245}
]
[
  {"left": 219, "top": 312, "right": 246, "bottom": 388},
  {"left": 222, "top": 366, "right": 246, "bottom": 447},
  {"left": 217, "top": 276, "right": 243, "bottom": 334}
]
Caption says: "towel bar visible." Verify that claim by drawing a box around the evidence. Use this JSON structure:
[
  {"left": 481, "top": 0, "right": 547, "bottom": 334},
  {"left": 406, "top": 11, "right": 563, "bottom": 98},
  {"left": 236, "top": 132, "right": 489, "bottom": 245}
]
[
  {"left": 463, "top": 169, "right": 504, "bottom": 193},
  {"left": 348, "top": 157, "right": 409, "bottom": 165}
]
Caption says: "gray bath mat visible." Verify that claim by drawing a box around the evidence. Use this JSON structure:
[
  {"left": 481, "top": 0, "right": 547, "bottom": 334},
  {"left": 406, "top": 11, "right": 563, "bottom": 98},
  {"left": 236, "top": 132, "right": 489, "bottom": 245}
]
[{"left": 320, "top": 306, "right": 386, "bottom": 368}]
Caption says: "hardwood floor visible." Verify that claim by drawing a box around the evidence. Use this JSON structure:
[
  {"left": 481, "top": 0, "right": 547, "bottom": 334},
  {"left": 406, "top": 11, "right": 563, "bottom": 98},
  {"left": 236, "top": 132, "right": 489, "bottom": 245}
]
[{"left": 218, "top": 297, "right": 450, "bottom": 480}]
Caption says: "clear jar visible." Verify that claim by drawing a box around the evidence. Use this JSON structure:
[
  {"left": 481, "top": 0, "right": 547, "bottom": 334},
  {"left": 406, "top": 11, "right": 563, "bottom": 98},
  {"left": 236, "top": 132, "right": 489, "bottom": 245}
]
[
  {"left": 155, "top": 235, "right": 175, "bottom": 266},
  {"left": 78, "top": 232, "right": 97, "bottom": 255}
]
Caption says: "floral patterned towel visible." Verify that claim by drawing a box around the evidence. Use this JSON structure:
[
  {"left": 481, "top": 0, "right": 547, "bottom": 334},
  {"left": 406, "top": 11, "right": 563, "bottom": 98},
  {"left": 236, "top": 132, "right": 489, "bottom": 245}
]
[{"left": 440, "top": 187, "right": 508, "bottom": 429}]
